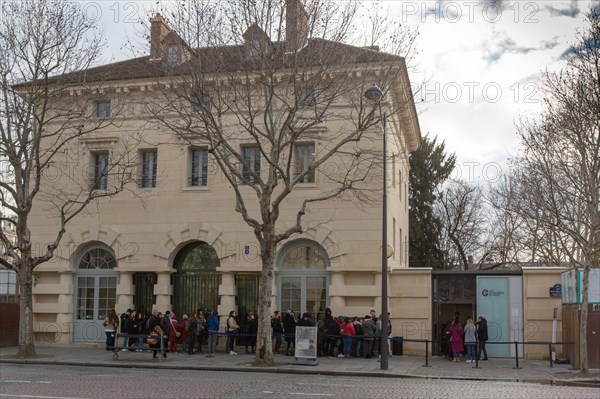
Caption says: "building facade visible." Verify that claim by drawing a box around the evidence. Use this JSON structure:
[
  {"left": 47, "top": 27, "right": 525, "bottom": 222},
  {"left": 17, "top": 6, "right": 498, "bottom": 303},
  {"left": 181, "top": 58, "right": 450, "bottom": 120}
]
[{"left": 28, "top": 2, "right": 421, "bottom": 344}]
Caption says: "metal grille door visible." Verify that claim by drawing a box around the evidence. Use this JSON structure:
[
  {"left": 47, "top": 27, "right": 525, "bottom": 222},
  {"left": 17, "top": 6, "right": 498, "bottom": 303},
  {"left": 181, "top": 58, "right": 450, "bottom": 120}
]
[{"left": 171, "top": 272, "right": 221, "bottom": 317}]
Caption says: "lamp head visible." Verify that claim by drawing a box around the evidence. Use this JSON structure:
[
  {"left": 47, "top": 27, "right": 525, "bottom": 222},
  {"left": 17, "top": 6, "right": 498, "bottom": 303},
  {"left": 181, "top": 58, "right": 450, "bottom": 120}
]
[{"left": 364, "top": 84, "right": 383, "bottom": 102}]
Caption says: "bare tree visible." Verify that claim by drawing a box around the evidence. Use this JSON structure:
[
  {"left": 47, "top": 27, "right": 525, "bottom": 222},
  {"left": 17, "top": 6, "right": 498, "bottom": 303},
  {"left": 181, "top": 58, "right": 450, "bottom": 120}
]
[
  {"left": 0, "top": 0, "right": 138, "bottom": 357},
  {"left": 510, "top": 8, "right": 599, "bottom": 374},
  {"left": 148, "top": 0, "right": 419, "bottom": 365},
  {"left": 437, "top": 180, "right": 489, "bottom": 269}
]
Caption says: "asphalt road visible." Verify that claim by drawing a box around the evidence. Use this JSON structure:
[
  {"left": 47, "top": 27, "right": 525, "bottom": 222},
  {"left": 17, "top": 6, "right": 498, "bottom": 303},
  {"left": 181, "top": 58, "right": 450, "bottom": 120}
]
[{"left": 0, "top": 364, "right": 597, "bottom": 399}]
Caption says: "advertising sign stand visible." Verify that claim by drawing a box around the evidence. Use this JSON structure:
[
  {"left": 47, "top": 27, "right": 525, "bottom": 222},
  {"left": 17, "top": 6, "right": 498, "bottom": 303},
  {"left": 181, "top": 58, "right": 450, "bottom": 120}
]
[{"left": 292, "top": 326, "right": 319, "bottom": 366}]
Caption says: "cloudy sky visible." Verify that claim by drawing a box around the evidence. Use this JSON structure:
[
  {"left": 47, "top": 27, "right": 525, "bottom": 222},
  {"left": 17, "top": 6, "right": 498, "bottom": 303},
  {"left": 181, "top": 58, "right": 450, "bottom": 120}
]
[{"left": 93, "top": 0, "right": 594, "bottom": 183}]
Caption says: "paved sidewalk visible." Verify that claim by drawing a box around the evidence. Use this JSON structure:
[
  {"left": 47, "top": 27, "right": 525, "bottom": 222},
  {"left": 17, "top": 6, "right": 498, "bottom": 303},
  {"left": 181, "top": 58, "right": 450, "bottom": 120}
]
[{"left": 1, "top": 345, "right": 598, "bottom": 387}]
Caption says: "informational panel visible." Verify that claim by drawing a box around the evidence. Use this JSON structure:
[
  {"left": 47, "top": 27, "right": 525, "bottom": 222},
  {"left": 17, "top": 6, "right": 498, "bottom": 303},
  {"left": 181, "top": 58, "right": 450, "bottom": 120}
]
[
  {"left": 562, "top": 270, "right": 578, "bottom": 304},
  {"left": 476, "top": 276, "right": 510, "bottom": 357},
  {"left": 293, "top": 326, "right": 318, "bottom": 365},
  {"left": 579, "top": 269, "right": 600, "bottom": 304},
  {"left": 562, "top": 269, "right": 600, "bottom": 304}
]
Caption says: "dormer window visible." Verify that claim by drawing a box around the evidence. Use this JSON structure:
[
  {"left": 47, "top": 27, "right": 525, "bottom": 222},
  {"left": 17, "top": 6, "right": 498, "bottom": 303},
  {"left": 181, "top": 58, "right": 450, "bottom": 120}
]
[
  {"left": 250, "top": 39, "right": 261, "bottom": 58},
  {"left": 167, "top": 44, "right": 178, "bottom": 64}
]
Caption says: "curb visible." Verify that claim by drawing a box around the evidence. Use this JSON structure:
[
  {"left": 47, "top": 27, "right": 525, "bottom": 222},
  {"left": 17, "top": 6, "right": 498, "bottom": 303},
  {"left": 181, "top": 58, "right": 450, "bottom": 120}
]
[{"left": 2, "top": 358, "right": 597, "bottom": 387}]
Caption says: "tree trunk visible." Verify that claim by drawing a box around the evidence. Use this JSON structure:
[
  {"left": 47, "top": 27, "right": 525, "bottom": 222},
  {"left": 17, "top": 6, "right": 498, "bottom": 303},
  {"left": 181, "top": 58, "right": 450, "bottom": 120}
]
[
  {"left": 17, "top": 262, "right": 36, "bottom": 358},
  {"left": 254, "top": 248, "right": 275, "bottom": 366}
]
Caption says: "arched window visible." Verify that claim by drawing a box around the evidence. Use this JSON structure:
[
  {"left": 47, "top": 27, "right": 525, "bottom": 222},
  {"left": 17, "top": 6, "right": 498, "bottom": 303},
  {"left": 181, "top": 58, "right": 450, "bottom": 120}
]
[
  {"left": 174, "top": 241, "right": 219, "bottom": 271},
  {"left": 78, "top": 247, "right": 116, "bottom": 269},
  {"left": 279, "top": 242, "right": 328, "bottom": 270},
  {"left": 172, "top": 241, "right": 221, "bottom": 318},
  {"left": 73, "top": 243, "right": 117, "bottom": 342},
  {"left": 276, "top": 240, "right": 329, "bottom": 317}
]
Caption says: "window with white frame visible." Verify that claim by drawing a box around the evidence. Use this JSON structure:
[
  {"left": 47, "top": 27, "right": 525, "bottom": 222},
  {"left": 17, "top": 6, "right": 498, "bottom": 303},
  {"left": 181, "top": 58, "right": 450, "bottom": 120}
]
[
  {"left": 0, "top": 269, "right": 17, "bottom": 296},
  {"left": 92, "top": 152, "right": 108, "bottom": 190},
  {"left": 294, "top": 143, "right": 315, "bottom": 183},
  {"left": 140, "top": 149, "right": 158, "bottom": 188},
  {"left": 167, "top": 44, "right": 178, "bottom": 64},
  {"left": 190, "top": 148, "right": 208, "bottom": 187},
  {"left": 96, "top": 101, "right": 111, "bottom": 118},
  {"left": 249, "top": 39, "right": 261, "bottom": 58},
  {"left": 192, "top": 94, "right": 210, "bottom": 113},
  {"left": 296, "top": 87, "right": 316, "bottom": 107},
  {"left": 242, "top": 146, "right": 261, "bottom": 183}
]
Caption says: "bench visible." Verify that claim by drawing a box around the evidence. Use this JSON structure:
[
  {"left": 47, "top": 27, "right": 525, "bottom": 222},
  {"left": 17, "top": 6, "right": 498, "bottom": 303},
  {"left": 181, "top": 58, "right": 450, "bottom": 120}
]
[{"left": 108, "top": 333, "right": 167, "bottom": 360}]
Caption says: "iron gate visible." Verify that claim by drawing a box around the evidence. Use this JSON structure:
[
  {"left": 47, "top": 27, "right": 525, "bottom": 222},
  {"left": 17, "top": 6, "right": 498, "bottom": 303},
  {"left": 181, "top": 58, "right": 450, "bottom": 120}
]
[
  {"left": 133, "top": 273, "right": 157, "bottom": 316},
  {"left": 171, "top": 272, "right": 221, "bottom": 317}
]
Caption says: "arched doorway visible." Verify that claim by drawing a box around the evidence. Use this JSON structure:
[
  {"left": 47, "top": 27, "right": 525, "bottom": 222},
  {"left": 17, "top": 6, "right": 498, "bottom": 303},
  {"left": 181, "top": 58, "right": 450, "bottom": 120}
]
[
  {"left": 171, "top": 241, "right": 221, "bottom": 317},
  {"left": 73, "top": 244, "right": 118, "bottom": 342},
  {"left": 276, "top": 240, "right": 329, "bottom": 318}
]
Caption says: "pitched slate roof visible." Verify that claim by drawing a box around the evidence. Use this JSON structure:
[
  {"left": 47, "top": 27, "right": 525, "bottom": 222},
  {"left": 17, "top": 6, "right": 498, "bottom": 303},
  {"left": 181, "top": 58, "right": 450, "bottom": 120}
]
[{"left": 55, "top": 38, "right": 402, "bottom": 84}]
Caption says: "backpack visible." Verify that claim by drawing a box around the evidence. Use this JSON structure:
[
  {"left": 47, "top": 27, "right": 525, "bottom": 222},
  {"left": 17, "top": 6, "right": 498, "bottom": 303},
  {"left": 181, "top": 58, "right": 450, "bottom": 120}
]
[
  {"left": 339, "top": 323, "right": 347, "bottom": 336},
  {"left": 324, "top": 317, "right": 337, "bottom": 334},
  {"left": 120, "top": 313, "right": 128, "bottom": 333},
  {"left": 354, "top": 323, "right": 364, "bottom": 337}
]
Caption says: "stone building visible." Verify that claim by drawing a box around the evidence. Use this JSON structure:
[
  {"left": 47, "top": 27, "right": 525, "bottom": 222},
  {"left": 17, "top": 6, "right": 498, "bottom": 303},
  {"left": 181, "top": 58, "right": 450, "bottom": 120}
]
[{"left": 28, "top": 1, "right": 421, "bottom": 343}]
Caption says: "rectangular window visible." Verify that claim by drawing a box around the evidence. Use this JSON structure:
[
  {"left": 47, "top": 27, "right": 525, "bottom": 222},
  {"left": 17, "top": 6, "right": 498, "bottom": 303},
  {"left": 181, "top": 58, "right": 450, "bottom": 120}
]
[
  {"left": 399, "top": 228, "right": 403, "bottom": 265},
  {"left": 96, "top": 101, "right": 111, "bottom": 118},
  {"left": 140, "top": 150, "right": 158, "bottom": 188},
  {"left": 297, "top": 87, "right": 316, "bottom": 107},
  {"left": 405, "top": 233, "right": 408, "bottom": 265},
  {"left": 242, "top": 146, "right": 261, "bottom": 183},
  {"left": 0, "top": 269, "right": 16, "bottom": 295},
  {"left": 393, "top": 156, "right": 397, "bottom": 187},
  {"left": 393, "top": 218, "right": 396, "bottom": 260},
  {"left": 250, "top": 39, "right": 261, "bottom": 58},
  {"left": 93, "top": 152, "right": 108, "bottom": 190},
  {"left": 294, "top": 143, "right": 315, "bottom": 183},
  {"left": 192, "top": 94, "right": 210, "bottom": 113},
  {"left": 190, "top": 148, "right": 208, "bottom": 186},
  {"left": 405, "top": 182, "right": 408, "bottom": 212},
  {"left": 399, "top": 169, "right": 402, "bottom": 202},
  {"left": 167, "top": 45, "right": 178, "bottom": 64}
]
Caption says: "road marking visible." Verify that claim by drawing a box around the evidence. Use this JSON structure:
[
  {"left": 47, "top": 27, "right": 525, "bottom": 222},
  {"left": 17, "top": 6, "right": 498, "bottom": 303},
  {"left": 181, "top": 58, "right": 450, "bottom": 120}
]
[
  {"left": 3, "top": 381, "right": 31, "bottom": 383},
  {"left": 290, "top": 393, "right": 335, "bottom": 397},
  {"left": 0, "top": 395, "right": 86, "bottom": 399},
  {"left": 38, "top": 381, "right": 52, "bottom": 384}
]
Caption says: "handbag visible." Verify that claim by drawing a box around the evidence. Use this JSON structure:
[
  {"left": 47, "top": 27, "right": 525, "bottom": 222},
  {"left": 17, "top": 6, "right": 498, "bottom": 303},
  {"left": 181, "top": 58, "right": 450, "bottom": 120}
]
[
  {"left": 147, "top": 337, "right": 158, "bottom": 345},
  {"left": 170, "top": 319, "right": 181, "bottom": 337}
]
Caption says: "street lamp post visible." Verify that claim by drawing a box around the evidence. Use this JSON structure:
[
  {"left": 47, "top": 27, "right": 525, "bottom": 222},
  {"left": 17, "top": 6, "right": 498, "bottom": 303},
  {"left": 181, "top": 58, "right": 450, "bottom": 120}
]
[{"left": 364, "top": 84, "right": 389, "bottom": 370}]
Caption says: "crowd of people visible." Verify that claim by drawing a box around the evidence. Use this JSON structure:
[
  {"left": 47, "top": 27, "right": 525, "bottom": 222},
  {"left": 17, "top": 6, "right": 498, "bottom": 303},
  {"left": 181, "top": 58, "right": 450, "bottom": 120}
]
[
  {"left": 103, "top": 306, "right": 395, "bottom": 359},
  {"left": 442, "top": 314, "right": 489, "bottom": 363},
  {"left": 270, "top": 307, "right": 393, "bottom": 359}
]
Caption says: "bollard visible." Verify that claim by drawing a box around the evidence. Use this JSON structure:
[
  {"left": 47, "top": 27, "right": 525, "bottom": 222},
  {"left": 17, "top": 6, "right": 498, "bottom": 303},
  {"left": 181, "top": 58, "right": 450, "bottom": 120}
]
[
  {"left": 548, "top": 344, "right": 553, "bottom": 368},
  {"left": 422, "top": 340, "right": 431, "bottom": 367},
  {"left": 513, "top": 341, "right": 521, "bottom": 369}
]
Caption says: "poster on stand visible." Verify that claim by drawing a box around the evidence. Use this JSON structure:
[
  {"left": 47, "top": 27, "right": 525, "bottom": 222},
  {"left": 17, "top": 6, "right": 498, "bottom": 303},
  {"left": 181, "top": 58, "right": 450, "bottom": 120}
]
[{"left": 293, "top": 326, "right": 318, "bottom": 365}]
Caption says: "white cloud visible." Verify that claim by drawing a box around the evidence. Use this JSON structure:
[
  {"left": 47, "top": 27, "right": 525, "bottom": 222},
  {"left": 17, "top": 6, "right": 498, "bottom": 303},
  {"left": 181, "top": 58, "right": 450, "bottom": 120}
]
[{"left": 398, "top": 0, "right": 592, "bottom": 172}]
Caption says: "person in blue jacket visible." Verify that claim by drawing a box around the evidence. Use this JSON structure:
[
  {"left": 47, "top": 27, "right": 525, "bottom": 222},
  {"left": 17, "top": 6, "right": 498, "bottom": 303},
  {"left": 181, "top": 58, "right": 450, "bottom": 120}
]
[{"left": 207, "top": 311, "right": 220, "bottom": 357}]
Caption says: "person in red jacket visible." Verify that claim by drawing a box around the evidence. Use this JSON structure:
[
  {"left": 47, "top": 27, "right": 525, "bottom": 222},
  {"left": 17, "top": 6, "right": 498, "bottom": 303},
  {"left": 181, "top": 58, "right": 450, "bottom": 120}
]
[
  {"left": 178, "top": 314, "right": 189, "bottom": 353},
  {"left": 168, "top": 313, "right": 179, "bottom": 353},
  {"left": 340, "top": 317, "right": 355, "bottom": 358}
]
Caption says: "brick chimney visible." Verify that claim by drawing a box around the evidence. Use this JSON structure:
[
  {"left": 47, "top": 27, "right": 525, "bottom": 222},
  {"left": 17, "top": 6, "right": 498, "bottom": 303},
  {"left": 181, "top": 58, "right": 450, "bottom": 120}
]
[
  {"left": 285, "top": 0, "right": 308, "bottom": 52},
  {"left": 150, "top": 13, "right": 171, "bottom": 60}
]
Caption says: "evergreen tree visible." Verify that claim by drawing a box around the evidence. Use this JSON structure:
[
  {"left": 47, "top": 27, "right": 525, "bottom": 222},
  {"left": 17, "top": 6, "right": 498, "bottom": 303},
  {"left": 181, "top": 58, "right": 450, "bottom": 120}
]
[{"left": 409, "top": 135, "right": 456, "bottom": 268}]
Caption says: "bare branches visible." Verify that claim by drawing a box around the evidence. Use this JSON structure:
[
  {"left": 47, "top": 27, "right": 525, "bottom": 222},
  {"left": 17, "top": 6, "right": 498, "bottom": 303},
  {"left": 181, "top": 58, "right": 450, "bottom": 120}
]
[
  {"left": 0, "top": 0, "right": 140, "bottom": 357},
  {"left": 145, "top": 0, "right": 420, "bottom": 365}
]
